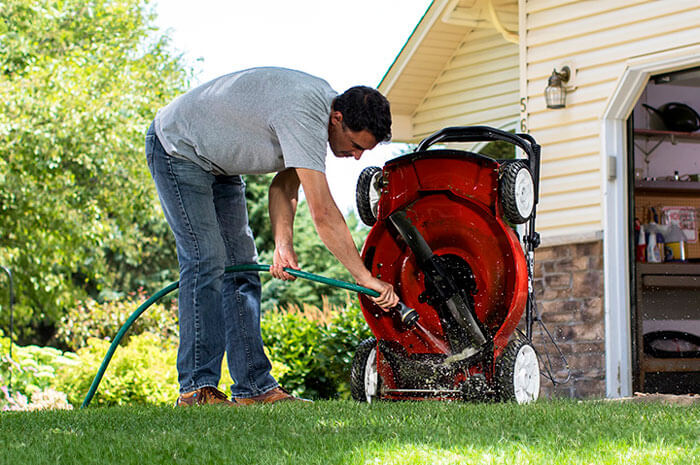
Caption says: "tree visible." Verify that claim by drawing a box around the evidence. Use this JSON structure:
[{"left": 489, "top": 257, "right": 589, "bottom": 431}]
[
  {"left": 0, "top": 0, "right": 189, "bottom": 343},
  {"left": 243, "top": 174, "right": 369, "bottom": 312},
  {"left": 0, "top": 0, "right": 371, "bottom": 342},
  {"left": 478, "top": 138, "right": 516, "bottom": 160},
  {"left": 258, "top": 204, "right": 368, "bottom": 312},
  {"left": 243, "top": 173, "right": 275, "bottom": 254}
]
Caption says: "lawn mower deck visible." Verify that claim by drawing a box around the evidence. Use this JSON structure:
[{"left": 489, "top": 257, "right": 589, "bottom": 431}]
[{"left": 351, "top": 126, "right": 542, "bottom": 404}]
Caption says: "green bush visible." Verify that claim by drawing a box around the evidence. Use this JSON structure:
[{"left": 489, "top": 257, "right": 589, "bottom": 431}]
[
  {"left": 54, "top": 331, "right": 290, "bottom": 407},
  {"left": 317, "top": 300, "right": 374, "bottom": 399},
  {"left": 56, "top": 332, "right": 179, "bottom": 407},
  {"left": 1, "top": 330, "right": 78, "bottom": 410},
  {"left": 55, "top": 291, "right": 179, "bottom": 350},
  {"left": 262, "top": 307, "right": 324, "bottom": 397},
  {"left": 262, "top": 298, "right": 371, "bottom": 399},
  {"left": 6, "top": 294, "right": 371, "bottom": 406}
]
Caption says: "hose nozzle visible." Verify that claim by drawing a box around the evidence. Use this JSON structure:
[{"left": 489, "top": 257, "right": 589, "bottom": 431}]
[{"left": 395, "top": 302, "right": 419, "bottom": 328}]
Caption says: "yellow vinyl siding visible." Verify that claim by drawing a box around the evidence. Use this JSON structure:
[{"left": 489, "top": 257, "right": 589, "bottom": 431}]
[
  {"left": 379, "top": 0, "right": 700, "bottom": 242},
  {"left": 418, "top": 81, "right": 519, "bottom": 111},
  {"left": 537, "top": 190, "right": 601, "bottom": 214},
  {"left": 380, "top": 4, "right": 470, "bottom": 119},
  {"left": 540, "top": 154, "right": 599, "bottom": 179},
  {"left": 528, "top": 3, "right": 691, "bottom": 43},
  {"left": 534, "top": 221, "right": 604, "bottom": 239},
  {"left": 540, "top": 137, "right": 600, "bottom": 162},
  {"left": 414, "top": 92, "right": 520, "bottom": 127},
  {"left": 427, "top": 71, "right": 519, "bottom": 100},
  {"left": 412, "top": 28, "right": 520, "bottom": 139},
  {"left": 538, "top": 205, "right": 602, "bottom": 228},
  {"left": 523, "top": 0, "right": 700, "bottom": 238}
]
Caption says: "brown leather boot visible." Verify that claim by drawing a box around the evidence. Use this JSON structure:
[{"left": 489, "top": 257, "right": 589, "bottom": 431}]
[
  {"left": 234, "top": 387, "right": 311, "bottom": 405},
  {"left": 176, "top": 386, "right": 238, "bottom": 407}
]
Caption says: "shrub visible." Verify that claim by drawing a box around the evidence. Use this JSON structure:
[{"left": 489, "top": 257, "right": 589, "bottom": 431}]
[
  {"left": 262, "top": 306, "right": 324, "bottom": 398},
  {"left": 317, "top": 300, "right": 373, "bottom": 399},
  {"left": 55, "top": 290, "right": 179, "bottom": 350},
  {"left": 15, "top": 293, "right": 371, "bottom": 405},
  {"left": 0, "top": 330, "right": 78, "bottom": 411},
  {"left": 56, "top": 332, "right": 179, "bottom": 407},
  {"left": 261, "top": 298, "right": 371, "bottom": 399},
  {"left": 55, "top": 331, "right": 290, "bottom": 407}
]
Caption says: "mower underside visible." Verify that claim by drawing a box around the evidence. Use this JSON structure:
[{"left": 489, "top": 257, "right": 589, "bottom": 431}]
[{"left": 351, "top": 127, "right": 542, "bottom": 404}]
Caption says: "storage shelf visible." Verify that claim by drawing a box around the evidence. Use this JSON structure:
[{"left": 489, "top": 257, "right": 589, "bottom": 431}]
[
  {"left": 636, "top": 263, "right": 700, "bottom": 274},
  {"left": 634, "top": 262, "right": 700, "bottom": 392},
  {"left": 642, "top": 274, "right": 700, "bottom": 288},
  {"left": 641, "top": 356, "right": 700, "bottom": 373},
  {"left": 634, "top": 128, "right": 700, "bottom": 143},
  {"left": 634, "top": 180, "right": 700, "bottom": 193},
  {"left": 633, "top": 128, "right": 700, "bottom": 160}
]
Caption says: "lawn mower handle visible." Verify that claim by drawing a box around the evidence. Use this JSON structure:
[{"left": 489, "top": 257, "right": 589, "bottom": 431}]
[
  {"left": 416, "top": 126, "right": 541, "bottom": 204},
  {"left": 416, "top": 126, "right": 536, "bottom": 158}
]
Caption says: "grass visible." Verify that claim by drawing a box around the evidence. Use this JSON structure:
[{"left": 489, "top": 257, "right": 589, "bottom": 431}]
[{"left": 0, "top": 399, "right": 698, "bottom": 465}]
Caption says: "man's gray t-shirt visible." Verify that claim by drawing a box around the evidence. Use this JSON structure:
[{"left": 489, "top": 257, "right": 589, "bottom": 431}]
[{"left": 154, "top": 67, "right": 337, "bottom": 175}]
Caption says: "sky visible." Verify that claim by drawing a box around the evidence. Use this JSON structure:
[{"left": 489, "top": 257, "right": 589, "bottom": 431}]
[{"left": 152, "top": 0, "right": 433, "bottom": 213}]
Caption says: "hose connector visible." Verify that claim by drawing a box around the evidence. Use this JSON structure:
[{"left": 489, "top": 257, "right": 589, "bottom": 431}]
[{"left": 395, "top": 302, "right": 419, "bottom": 328}]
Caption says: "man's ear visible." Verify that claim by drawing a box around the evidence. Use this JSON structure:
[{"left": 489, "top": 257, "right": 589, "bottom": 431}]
[{"left": 329, "top": 110, "right": 343, "bottom": 127}]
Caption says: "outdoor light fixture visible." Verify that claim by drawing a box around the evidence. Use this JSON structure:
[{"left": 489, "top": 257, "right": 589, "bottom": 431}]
[{"left": 545, "top": 66, "right": 571, "bottom": 109}]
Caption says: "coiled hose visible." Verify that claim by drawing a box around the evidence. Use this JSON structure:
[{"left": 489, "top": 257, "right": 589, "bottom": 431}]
[{"left": 81, "top": 264, "right": 380, "bottom": 408}]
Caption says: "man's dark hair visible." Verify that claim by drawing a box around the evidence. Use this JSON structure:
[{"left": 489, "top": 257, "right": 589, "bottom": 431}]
[{"left": 333, "top": 86, "right": 392, "bottom": 143}]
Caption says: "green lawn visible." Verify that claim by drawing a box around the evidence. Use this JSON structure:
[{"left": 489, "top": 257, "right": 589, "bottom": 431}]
[{"left": 1, "top": 400, "right": 698, "bottom": 465}]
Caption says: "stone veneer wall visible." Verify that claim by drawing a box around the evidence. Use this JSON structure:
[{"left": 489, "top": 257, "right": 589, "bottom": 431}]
[{"left": 530, "top": 239, "right": 606, "bottom": 399}]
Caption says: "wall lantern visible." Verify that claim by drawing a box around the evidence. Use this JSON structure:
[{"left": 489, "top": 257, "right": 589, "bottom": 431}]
[{"left": 545, "top": 66, "right": 571, "bottom": 109}]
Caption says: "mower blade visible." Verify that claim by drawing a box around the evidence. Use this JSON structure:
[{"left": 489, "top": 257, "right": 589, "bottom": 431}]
[
  {"left": 389, "top": 210, "right": 488, "bottom": 349},
  {"left": 444, "top": 293, "right": 487, "bottom": 347}
]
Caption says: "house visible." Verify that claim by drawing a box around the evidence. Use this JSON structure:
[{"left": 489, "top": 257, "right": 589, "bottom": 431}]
[{"left": 378, "top": 0, "right": 700, "bottom": 398}]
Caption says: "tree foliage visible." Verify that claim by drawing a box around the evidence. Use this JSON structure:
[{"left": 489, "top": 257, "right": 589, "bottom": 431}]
[
  {"left": 258, "top": 204, "right": 368, "bottom": 312},
  {"left": 0, "top": 0, "right": 369, "bottom": 344},
  {"left": 243, "top": 174, "right": 368, "bottom": 312},
  {"left": 0, "top": 0, "right": 189, "bottom": 342}
]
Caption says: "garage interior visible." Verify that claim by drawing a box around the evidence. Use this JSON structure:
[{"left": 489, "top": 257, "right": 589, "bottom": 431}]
[{"left": 629, "top": 66, "right": 700, "bottom": 394}]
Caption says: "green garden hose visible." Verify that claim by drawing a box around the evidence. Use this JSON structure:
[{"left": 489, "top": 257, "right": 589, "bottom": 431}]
[{"left": 80, "top": 264, "right": 381, "bottom": 408}]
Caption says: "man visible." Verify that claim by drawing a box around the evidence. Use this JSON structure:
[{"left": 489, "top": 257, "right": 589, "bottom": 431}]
[{"left": 145, "top": 67, "right": 399, "bottom": 406}]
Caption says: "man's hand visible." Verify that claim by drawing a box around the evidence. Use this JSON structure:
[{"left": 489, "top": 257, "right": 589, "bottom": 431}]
[
  {"left": 294, "top": 168, "right": 401, "bottom": 310},
  {"left": 357, "top": 275, "right": 399, "bottom": 310},
  {"left": 271, "top": 243, "right": 299, "bottom": 281}
]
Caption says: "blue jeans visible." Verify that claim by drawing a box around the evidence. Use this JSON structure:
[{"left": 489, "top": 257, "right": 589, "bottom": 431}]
[{"left": 145, "top": 123, "right": 277, "bottom": 398}]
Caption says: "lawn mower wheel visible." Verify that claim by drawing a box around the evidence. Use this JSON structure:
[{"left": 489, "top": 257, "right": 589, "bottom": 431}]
[
  {"left": 350, "top": 338, "right": 380, "bottom": 402},
  {"left": 494, "top": 332, "right": 540, "bottom": 403},
  {"left": 356, "top": 166, "right": 383, "bottom": 226},
  {"left": 499, "top": 160, "right": 535, "bottom": 224}
]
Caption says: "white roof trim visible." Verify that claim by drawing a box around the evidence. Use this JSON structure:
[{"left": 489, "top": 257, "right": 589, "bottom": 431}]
[{"left": 379, "top": 0, "right": 450, "bottom": 94}]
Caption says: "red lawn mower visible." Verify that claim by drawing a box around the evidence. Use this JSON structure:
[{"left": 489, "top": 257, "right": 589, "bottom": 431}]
[{"left": 350, "top": 126, "right": 543, "bottom": 404}]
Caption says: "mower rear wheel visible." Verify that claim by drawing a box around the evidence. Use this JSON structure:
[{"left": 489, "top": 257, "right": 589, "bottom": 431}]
[
  {"left": 356, "top": 166, "right": 383, "bottom": 226},
  {"left": 499, "top": 161, "right": 535, "bottom": 224},
  {"left": 350, "top": 338, "right": 380, "bottom": 402},
  {"left": 495, "top": 332, "right": 540, "bottom": 403}
]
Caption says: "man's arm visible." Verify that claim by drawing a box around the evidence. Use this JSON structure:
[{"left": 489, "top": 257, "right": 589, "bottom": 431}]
[
  {"left": 294, "top": 168, "right": 398, "bottom": 309},
  {"left": 268, "top": 168, "right": 301, "bottom": 281}
]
